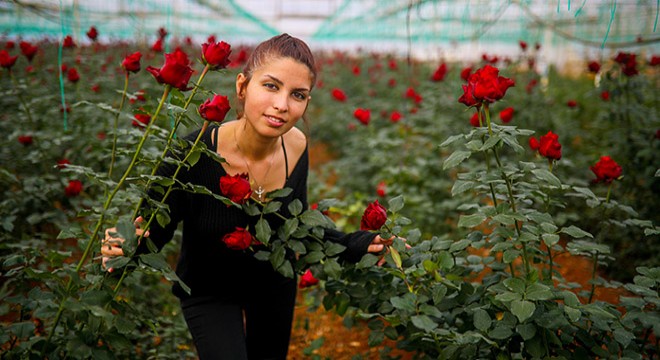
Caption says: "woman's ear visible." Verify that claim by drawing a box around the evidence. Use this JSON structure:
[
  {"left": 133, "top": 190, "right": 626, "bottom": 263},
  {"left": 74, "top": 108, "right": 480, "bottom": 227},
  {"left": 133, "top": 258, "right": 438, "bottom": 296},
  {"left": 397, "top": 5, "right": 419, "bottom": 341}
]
[{"left": 236, "top": 73, "right": 246, "bottom": 99}]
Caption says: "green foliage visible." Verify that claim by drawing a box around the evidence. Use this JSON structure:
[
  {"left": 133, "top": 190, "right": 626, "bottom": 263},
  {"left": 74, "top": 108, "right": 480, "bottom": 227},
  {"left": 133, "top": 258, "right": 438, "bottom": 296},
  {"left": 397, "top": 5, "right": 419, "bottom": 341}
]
[{"left": 1, "top": 38, "right": 658, "bottom": 359}]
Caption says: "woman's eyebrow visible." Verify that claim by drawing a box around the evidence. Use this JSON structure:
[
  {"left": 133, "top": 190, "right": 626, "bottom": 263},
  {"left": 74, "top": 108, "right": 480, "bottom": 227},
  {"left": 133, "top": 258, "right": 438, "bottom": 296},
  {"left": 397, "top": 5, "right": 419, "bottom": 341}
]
[{"left": 265, "top": 74, "right": 310, "bottom": 93}]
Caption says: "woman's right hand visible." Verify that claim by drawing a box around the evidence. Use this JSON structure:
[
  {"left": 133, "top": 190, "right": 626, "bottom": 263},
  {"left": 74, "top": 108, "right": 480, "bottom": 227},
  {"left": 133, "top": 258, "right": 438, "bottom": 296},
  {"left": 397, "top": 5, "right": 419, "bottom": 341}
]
[{"left": 101, "top": 216, "right": 149, "bottom": 272}]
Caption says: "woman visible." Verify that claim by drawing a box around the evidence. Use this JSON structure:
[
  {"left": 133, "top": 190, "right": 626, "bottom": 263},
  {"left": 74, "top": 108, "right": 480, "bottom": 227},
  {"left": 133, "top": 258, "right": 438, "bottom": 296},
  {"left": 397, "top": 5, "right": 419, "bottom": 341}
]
[{"left": 102, "top": 34, "right": 392, "bottom": 359}]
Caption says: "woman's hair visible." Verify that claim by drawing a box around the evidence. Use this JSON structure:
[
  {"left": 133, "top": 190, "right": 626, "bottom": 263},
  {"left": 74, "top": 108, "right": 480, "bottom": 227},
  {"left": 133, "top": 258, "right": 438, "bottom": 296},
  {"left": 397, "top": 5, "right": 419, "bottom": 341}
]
[{"left": 235, "top": 33, "right": 317, "bottom": 124}]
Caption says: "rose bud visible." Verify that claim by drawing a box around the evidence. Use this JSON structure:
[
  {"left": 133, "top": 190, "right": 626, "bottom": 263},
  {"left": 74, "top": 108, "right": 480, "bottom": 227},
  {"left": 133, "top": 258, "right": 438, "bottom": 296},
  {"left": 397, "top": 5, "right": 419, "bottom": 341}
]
[
  {"left": 65, "top": 180, "right": 83, "bottom": 197},
  {"left": 121, "top": 52, "right": 142, "bottom": 73},
  {"left": 360, "top": 200, "right": 388, "bottom": 231},
  {"left": 222, "top": 227, "right": 253, "bottom": 250},
  {"left": 299, "top": 269, "right": 319, "bottom": 288},
  {"left": 146, "top": 48, "right": 194, "bottom": 91},
  {"left": 353, "top": 108, "right": 371, "bottom": 125},
  {"left": 537, "top": 131, "right": 562, "bottom": 160},
  {"left": 199, "top": 95, "right": 231, "bottom": 123},
  {"left": 0, "top": 50, "right": 18, "bottom": 70},
  {"left": 220, "top": 173, "right": 252, "bottom": 204},
  {"left": 590, "top": 156, "right": 622, "bottom": 184},
  {"left": 201, "top": 40, "right": 232, "bottom": 70}
]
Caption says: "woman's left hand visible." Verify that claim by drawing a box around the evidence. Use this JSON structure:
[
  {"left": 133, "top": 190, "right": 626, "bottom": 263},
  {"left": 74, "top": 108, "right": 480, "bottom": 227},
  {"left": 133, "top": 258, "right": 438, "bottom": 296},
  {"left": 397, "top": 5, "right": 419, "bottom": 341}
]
[{"left": 368, "top": 235, "right": 409, "bottom": 266}]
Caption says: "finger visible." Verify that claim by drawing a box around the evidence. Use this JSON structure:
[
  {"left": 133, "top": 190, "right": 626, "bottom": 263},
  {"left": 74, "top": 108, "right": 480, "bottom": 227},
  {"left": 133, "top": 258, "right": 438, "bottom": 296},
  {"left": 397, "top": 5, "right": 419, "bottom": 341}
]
[
  {"left": 367, "top": 244, "right": 384, "bottom": 253},
  {"left": 135, "top": 228, "right": 150, "bottom": 238},
  {"left": 101, "top": 257, "right": 114, "bottom": 273},
  {"left": 101, "top": 245, "right": 125, "bottom": 257}
]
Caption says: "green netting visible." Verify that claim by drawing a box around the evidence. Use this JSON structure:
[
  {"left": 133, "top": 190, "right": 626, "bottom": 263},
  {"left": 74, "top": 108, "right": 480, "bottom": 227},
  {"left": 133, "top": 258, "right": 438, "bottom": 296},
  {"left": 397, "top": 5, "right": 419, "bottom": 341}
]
[
  {"left": 1, "top": 0, "right": 658, "bottom": 51},
  {"left": 0, "top": 0, "right": 278, "bottom": 43},
  {"left": 312, "top": 0, "right": 660, "bottom": 50}
]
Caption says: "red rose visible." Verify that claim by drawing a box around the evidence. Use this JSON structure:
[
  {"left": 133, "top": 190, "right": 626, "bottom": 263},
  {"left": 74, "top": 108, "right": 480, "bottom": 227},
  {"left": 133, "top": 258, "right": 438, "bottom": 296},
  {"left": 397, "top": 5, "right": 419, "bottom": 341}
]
[
  {"left": 360, "top": 200, "right": 387, "bottom": 231},
  {"left": 220, "top": 173, "right": 252, "bottom": 204},
  {"left": 519, "top": 40, "right": 528, "bottom": 51},
  {"left": 331, "top": 88, "right": 347, "bottom": 102},
  {"left": 91, "top": 84, "right": 100, "bottom": 92},
  {"left": 587, "top": 61, "right": 601, "bottom": 73},
  {"left": 376, "top": 181, "right": 387, "bottom": 197},
  {"left": 590, "top": 156, "right": 622, "bottom": 184},
  {"left": 67, "top": 68, "right": 80, "bottom": 83},
  {"left": 354, "top": 108, "right": 371, "bottom": 125},
  {"left": 459, "top": 65, "right": 515, "bottom": 107},
  {"left": 431, "top": 63, "right": 447, "bottom": 82},
  {"left": 158, "top": 27, "right": 168, "bottom": 39},
  {"left": 201, "top": 40, "right": 232, "bottom": 69},
  {"left": 62, "top": 35, "right": 75, "bottom": 48},
  {"left": 499, "top": 107, "right": 514, "bottom": 123},
  {"left": 460, "top": 67, "right": 472, "bottom": 81},
  {"left": 0, "top": 50, "right": 18, "bottom": 69},
  {"left": 230, "top": 48, "right": 248, "bottom": 68},
  {"left": 199, "top": 95, "right": 231, "bottom": 123},
  {"left": 146, "top": 48, "right": 194, "bottom": 91},
  {"left": 57, "top": 158, "right": 71, "bottom": 169},
  {"left": 65, "top": 180, "right": 83, "bottom": 197},
  {"left": 537, "top": 131, "right": 562, "bottom": 160},
  {"left": 529, "top": 137, "right": 540, "bottom": 150},
  {"left": 614, "top": 52, "right": 638, "bottom": 77},
  {"left": 650, "top": 55, "right": 660, "bottom": 66},
  {"left": 470, "top": 112, "right": 481, "bottom": 127},
  {"left": 567, "top": 100, "right": 578, "bottom": 108},
  {"left": 86, "top": 26, "right": 98, "bottom": 41},
  {"left": 19, "top": 41, "right": 38, "bottom": 62},
  {"left": 389, "top": 111, "right": 402, "bottom": 123},
  {"left": 601, "top": 91, "right": 610, "bottom": 101},
  {"left": 526, "top": 78, "right": 539, "bottom": 94},
  {"left": 5, "top": 41, "right": 14, "bottom": 49},
  {"left": 222, "top": 227, "right": 253, "bottom": 250},
  {"left": 132, "top": 113, "right": 151, "bottom": 128},
  {"left": 121, "top": 52, "right": 142, "bottom": 73},
  {"left": 18, "top": 135, "right": 33, "bottom": 146},
  {"left": 405, "top": 87, "right": 423, "bottom": 103},
  {"left": 151, "top": 38, "right": 163, "bottom": 53},
  {"left": 352, "top": 65, "right": 360, "bottom": 75},
  {"left": 299, "top": 269, "right": 319, "bottom": 288}
]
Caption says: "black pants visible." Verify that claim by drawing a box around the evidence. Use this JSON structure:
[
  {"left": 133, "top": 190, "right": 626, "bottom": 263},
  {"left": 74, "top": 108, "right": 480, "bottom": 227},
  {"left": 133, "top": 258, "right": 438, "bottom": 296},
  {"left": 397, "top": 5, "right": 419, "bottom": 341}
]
[{"left": 181, "top": 278, "right": 297, "bottom": 360}]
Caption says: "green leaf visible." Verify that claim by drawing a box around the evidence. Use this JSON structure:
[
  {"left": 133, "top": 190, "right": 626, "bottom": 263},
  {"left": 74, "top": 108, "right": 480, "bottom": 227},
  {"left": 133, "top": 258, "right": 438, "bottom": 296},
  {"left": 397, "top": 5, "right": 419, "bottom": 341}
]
[
  {"left": 388, "top": 195, "right": 404, "bottom": 213},
  {"left": 560, "top": 225, "right": 593, "bottom": 239},
  {"left": 288, "top": 199, "right": 303, "bottom": 216},
  {"left": 300, "top": 210, "right": 332, "bottom": 227},
  {"left": 411, "top": 315, "right": 438, "bottom": 332},
  {"left": 511, "top": 300, "right": 536, "bottom": 323},
  {"left": 451, "top": 180, "right": 476, "bottom": 196},
  {"left": 439, "top": 134, "right": 465, "bottom": 147},
  {"left": 458, "top": 213, "right": 486, "bottom": 228},
  {"left": 613, "top": 328, "right": 635, "bottom": 348},
  {"left": 139, "top": 253, "right": 169, "bottom": 270},
  {"left": 542, "top": 233, "right": 560, "bottom": 247},
  {"left": 276, "top": 261, "right": 294, "bottom": 278},
  {"left": 324, "top": 242, "right": 346, "bottom": 257},
  {"left": 303, "top": 251, "right": 324, "bottom": 264},
  {"left": 473, "top": 309, "right": 492, "bottom": 331},
  {"left": 564, "top": 306, "right": 581, "bottom": 322},
  {"left": 532, "top": 169, "right": 562, "bottom": 187},
  {"left": 479, "top": 135, "right": 501, "bottom": 151},
  {"left": 525, "top": 283, "right": 553, "bottom": 301},
  {"left": 503, "top": 249, "right": 520, "bottom": 264},
  {"left": 255, "top": 218, "right": 272, "bottom": 245},
  {"left": 270, "top": 245, "right": 286, "bottom": 269},
  {"left": 389, "top": 246, "right": 402, "bottom": 268},
  {"left": 390, "top": 294, "right": 416, "bottom": 312},
  {"left": 282, "top": 218, "right": 299, "bottom": 239},
  {"left": 323, "top": 258, "right": 342, "bottom": 278},
  {"left": 516, "top": 323, "right": 537, "bottom": 341},
  {"left": 187, "top": 149, "right": 201, "bottom": 166},
  {"left": 262, "top": 201, "right": 282, "bottom": 214},
  {"left": 356, "top": 254, "right": 379, "bottom": 269},
  {"left": 443, "top": 150, "right": 472, "bottom": 170},
  {"left": 495, "top": 292, "right": 522, "bottom": 302}
]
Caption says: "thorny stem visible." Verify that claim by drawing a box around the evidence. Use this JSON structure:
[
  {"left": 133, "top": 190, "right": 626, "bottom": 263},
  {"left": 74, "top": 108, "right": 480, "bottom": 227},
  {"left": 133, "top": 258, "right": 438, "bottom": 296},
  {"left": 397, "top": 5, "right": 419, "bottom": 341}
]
[
  {"left": 43, "top": 85, "right": 171, "bottom": 356},
  {"left": 484, "top": 104, "right": 531, "bottom": 277},
  {"left": 588, "top": 251, "right": 599, "bottom": 303},
  {"left": 108, "top": 72, "right": 130, "bottom": 179},
  {"left": 130, "top": 64, "right": 212, "bottom": 221}
]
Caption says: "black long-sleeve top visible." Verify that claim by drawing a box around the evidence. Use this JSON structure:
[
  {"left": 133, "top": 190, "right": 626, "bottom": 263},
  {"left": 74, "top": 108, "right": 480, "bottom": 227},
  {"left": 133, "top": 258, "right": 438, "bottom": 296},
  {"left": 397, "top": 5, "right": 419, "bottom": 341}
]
[{"left": 145, "top": 125, "right": 376, "bottom": 300}]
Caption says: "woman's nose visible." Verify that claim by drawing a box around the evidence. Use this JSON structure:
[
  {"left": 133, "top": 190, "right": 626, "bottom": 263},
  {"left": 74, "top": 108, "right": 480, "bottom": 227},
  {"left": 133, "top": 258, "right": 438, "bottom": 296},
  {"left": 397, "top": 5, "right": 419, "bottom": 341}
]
[{"left": 273, "top": 94, "right": 288, "bottom": 112}]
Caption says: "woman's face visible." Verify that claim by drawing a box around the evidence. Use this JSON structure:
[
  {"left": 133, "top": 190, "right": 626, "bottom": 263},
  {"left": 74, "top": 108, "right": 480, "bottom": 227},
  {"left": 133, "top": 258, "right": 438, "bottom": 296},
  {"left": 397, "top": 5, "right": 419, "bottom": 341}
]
[{"left": 236, "top": 57, "right": 313, "bottom": 138}]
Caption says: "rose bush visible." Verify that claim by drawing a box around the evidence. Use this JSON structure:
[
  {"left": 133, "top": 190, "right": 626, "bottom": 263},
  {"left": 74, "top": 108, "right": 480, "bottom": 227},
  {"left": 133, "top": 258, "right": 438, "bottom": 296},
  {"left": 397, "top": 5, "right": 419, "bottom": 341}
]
[{"left": 0, "top": 32, "right": 657, "bottom": 359}]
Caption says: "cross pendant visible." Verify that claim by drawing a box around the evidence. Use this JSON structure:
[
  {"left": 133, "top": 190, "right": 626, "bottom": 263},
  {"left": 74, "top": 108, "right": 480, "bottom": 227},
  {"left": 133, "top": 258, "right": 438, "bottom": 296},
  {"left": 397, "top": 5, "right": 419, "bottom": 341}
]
[{"left": 254, "top": 186, "right": 265, "bottom": 201}]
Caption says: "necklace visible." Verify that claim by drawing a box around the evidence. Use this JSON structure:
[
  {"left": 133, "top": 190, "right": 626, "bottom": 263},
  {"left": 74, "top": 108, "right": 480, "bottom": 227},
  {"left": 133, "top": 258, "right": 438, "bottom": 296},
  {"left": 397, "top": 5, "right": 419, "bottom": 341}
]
[{"left": 234, "top": 124, "right": 278, "bottom": 202}]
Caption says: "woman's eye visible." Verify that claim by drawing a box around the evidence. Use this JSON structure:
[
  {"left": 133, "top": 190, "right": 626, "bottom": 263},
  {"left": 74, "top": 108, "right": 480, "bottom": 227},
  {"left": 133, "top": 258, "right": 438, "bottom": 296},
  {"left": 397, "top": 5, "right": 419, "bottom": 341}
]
[
  {"left": 264, "top": 83, "right": 277, "bottom": 90},
  {"left": 292, "top": 92, "right": 306, "bottom": 100}
]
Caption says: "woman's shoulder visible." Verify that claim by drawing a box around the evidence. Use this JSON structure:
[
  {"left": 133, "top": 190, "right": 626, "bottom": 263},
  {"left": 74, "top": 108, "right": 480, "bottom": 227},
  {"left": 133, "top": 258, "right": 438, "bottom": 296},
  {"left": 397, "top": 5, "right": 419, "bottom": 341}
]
[{"left": 283, "top": 126, "right": 308, "bottom": 156}]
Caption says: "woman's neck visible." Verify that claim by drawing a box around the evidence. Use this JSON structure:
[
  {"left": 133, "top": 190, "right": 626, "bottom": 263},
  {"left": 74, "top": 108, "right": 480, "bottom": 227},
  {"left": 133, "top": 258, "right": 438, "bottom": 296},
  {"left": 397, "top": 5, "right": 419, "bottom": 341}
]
[{"left": 233, "top": 118, "right": 280, "bottom": 161}]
